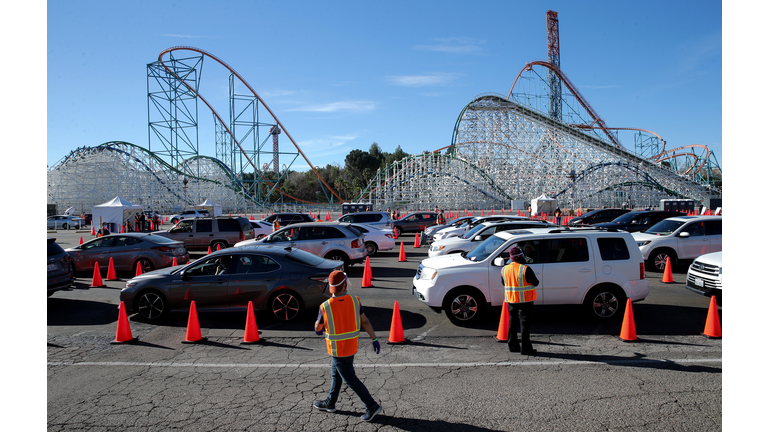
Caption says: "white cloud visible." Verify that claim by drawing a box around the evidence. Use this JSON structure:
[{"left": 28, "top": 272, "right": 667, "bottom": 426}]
[
  {"left": 414, "top": 37, "right": 485, "bottom": 54},
  {"left": 287, "top": 101, "right": 375, "bottom": 112},
  {"left": 386, "top": 72, "right": 461, "bottom": 88}
]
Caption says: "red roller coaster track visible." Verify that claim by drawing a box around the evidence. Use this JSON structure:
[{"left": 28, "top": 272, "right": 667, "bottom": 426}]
[{"left": 157, "top": 46, "right": 343, "bottom": 204}]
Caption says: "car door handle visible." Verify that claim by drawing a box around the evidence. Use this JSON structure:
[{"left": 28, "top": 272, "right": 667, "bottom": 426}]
[{"left": 579, "top": 269, "right": 592, "bottom": 272}]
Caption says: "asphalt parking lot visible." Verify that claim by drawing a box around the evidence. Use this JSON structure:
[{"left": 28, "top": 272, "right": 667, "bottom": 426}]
[{"left": 46, "top": 225, "right": 723, "bottom": 431}]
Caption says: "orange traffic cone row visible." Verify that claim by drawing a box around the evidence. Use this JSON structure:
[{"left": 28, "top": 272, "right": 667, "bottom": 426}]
[
  {"left": 662, "top": 257, "right": 674, "bottom": 283},
  {"left": 111, "top": 301, "right": 138, "bottom": 344},
  {"left": 91, "top": 263, "right": 105, "bottom": 287},
  {"left": 134, "top": 262, "right": 143, "bottom": 277},
  {"left": 414, "top": 232, "right": 421, "bottom": 248},
  {"left": 106, "top": 257, "right": 117, "bottom": 281},
  {"left": 182, "top": 301, "right": 207, "bottom": 344},
  {"left": 702, "top": 296, "right": 722, "bottom": 339},
  {"left": 494, "top": 301, "right": 509, "bottom": 342},
  {"left": 362, "top": 256, "right": 373, "bottom": 288},
  {"left": 398, "top": 242, "right": 407, "bottom": 262},
  {"left": 241, "top": 301, "right": 262, "bottom": 344},
  {"left": 387, "top": 301, "right": 407, "bottom": 344},
  {"left": 619, "top": 299, "right": 638, "bottom": 341}
]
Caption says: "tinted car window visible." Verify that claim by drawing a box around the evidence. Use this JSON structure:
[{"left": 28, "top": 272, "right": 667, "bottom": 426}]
[
  {"left": 345, "top": 225, "right": 363, "bottom": 236},
  {"left": 705, "top": 220, "right": 722, "bottom": 235},
  {"left": 233, "top": 255, "right": 280, "bottom": 274},
  {"left": 47, "top": 240, "right": 65, "bottom": 256},
  {"left": 683, "top": 221, "right": 707, "bottom": 237},
  {"left": 197, "top": 219, "right": 213, "bottom": 233},
  {"left": 217, "top": 219, "right": 241, "bottom": 232},
  {"left": 597, "top": 238, "right": 630, "bottom": 261},
  {"left": 285, "top": 249, "right": 327, "bottom": 266},
  {"left": 547, "top": 238, "right": 589, "bottom": 263}
]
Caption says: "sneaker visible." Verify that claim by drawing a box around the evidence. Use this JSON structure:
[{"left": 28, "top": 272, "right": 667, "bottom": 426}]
[
  {"left": 361, "top": 404, "right": 383, "bottom": 422},
  {"left": 313, "top": 400, "right": 336, "bottom": 413}
]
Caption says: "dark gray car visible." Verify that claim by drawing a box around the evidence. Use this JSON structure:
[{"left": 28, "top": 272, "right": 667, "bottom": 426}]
[
  {"left": 66, "top": 233, "right": 189, "bottom": 275},
  {"left": 48, "top": 238, "right": 74, "bottom": 296},
  {"left": 120, "top": 245, "right": 340, "bottom": 321}
]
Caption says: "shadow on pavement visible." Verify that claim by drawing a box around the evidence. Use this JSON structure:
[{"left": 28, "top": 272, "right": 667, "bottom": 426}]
[
  {"left": 47, "top": 298, "right": 118, "bottom": 326},
  {"left": 533, "top": 350, "right": 721, "bottom": 374}
]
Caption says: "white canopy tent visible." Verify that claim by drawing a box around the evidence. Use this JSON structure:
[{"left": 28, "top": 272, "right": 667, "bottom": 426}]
[
  {"left": 92, "top": 196, "right": 144, "bottom": 232},
  {"left": 531, "top": 194, "right": 557, "bottom": 216},
  {"left": 195, "top": 199, "right": 223, "bottom": 217}
]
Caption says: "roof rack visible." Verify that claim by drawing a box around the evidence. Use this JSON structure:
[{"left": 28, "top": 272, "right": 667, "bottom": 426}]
[{"left": 545, "top": 226, "right": 620, "bottom": 233}]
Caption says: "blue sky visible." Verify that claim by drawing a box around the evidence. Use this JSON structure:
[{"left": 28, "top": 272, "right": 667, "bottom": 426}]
[{"left": 46, "top": 1, "right": 723, "bottom": 172}]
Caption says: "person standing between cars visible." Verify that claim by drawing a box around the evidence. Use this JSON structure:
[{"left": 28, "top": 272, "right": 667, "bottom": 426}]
[
  {"left": 313, "top": 271, "right": 383, "bottom": 422},
  {"left": 501, "top": 246, "right": 539, "bottom": 355},
  {"left": 554, "top": 207, "right": 562, "bottom": 225}
]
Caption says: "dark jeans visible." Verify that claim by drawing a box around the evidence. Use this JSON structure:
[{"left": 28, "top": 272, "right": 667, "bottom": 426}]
[
  {"left": 324, "top": 355, "right": 377, "bottom": 411},
  {"left": 507, "top": 302, "right": 534, "bottom": 350}
]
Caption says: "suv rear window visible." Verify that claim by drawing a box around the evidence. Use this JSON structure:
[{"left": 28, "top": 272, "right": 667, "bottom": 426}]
[
  {"left": 217, "top": 219, "right": 241, "bottom": 232},
  {"left": 597, "top": 238, "right": 630, "bottom": 261},
  {"left": 47, "top": 239, "right": 65, "bottom": 256}
]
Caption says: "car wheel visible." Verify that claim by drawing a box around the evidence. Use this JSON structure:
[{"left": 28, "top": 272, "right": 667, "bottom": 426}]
[
  {"left": 649, "top": 249, "right": 676, "bottom": 272},
  {"left": 171, "top": 218, "right": 179, "bottom": 224},
  {"left": 135, "top": 258, "right": 153, "bottom": 274},
  {"left": 211, "top": 241, "right": 228, "bottom": 251},
  {"left": 365, "top": 241, "right": 378, "bottom": 256},
  {"left": 269, "top": 290, "right": 303, "bottom": 321},
  {"left": 443, "top": 287, "right": 485, "bottom": 326},
  {"left": 325, "top": 252, "right": 350, "bottom": 270},
  {"left": 135, "top": 290, "right": 168, "bottom": 321},
  {"left": 63, "top": 223, "right": 69, "bottom": 230},
  {"left": 584, "top": 285, "right": 626, "bottom": 320}
]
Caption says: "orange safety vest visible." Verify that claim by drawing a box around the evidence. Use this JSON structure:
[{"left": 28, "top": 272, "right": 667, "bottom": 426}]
[
  {"left": 502, "top": 262, "right": 537, "bottom": 304},
  {"left": 321, "top": 295, "right": 361, "bottom": 357}
]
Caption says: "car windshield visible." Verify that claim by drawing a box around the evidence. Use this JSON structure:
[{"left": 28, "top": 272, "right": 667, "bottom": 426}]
[
  {"left": 611, "top": 213, "right": 642, "bottom": 223},
  {"left": 644, "top": 219, "right": 685, "bottom": 236},
  {"left": 285, "top": 248, "right": 327, "bottom": 266},
  {"left": 464, "top": 235, "right": 507, "bottom": 262},
  {"left": 461, "top": 224, "right": 488, "bottom": 240},
  {"left": 146, "top": 234, "right": 178, "bottom": 244}
]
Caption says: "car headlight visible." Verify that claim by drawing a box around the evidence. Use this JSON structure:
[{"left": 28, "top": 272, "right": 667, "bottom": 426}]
[
  {"left": 636, "top": 241, "right": 651, "bottom": 247},
  {"left": 430, "top": 244, "right": 445, "bottom": 252},
  {"left": 123, "top": 281, "right": 138, "bottom": 290},
  {"left": 420, "top": 267, "right": 438, "bottom": 280}
]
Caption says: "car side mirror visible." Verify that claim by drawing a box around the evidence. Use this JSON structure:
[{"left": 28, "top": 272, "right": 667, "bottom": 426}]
[
  {"left": 493, "top": 257, "right": 505, "bottom": 267},
  {"left": 474, "top": 236, "right": 483, "bottom": 241},
  {"left": 180, "top": 270, "right": 190, "bottom": 281},
  {"left": 678, "top": 232, "right": 690, "bottom": 238}
]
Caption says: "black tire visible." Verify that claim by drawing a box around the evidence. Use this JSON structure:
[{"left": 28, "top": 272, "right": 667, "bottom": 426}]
[
  {"left": 135, "top": 290, "right": 168, "bottom": 321},
  {"left": 583, "top": 285, "right": 626, "bottom": 321},
  {"left": 62, "top": 223, "right": 69, "bottom": 230},
  {"left": 211, "top": 240, "right": 228, "bottom": 251},
  {"left": 648, "top": 248, "right": 677, "bottom": 272},
  {"left": 324, "top": 252, "right": 350, "bottom": 270},
  {"left": 443, "top": 287, "right": 486, "bottom": 326},
  {"left": 269, "top": 290, "right": 303, "bottom": 321},
  {"left": 365, "top": 241, "right": 378, "bottom": 256},
  {"left": 134, "top": 258, "right": 153, "bottom": 274}
]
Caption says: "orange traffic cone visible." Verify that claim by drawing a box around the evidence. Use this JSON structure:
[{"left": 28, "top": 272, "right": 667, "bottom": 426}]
[
  {"left": 414, "top": 232, "right": 421, "bottom": 248},
  {"left": 619, "top": 299, "right": 638, "bottom": 341},
  {"left": 79, "top": 236, "right": 83, "bottom": 245},
  {"left": 91, "top": 263, "right": 105, "bottom": 287},
  {"left": 398, "top": 242, "right": 407, "bottom": 262},
  {"left": 362, "top": 256, "right": 373, "bottom": 288},
  {"left": 91, "top": 226, "right": 96, "bottom": 235},
  {"left": 172, "top": 257, "right": 178, "bottom": 266},
  {"left": 134, "top": 262, "right": 143, "bottom": 277},
  {"left": 241, "top": 301, "right": 262, "bottom": 344},
  {"left": 393, "top": 228, "right": 398, "bottom": 239},
  {"left": 387, "top": 301, "right": 407, "bottom": 344},
  {"left": 111, "top": 301, "right": 138, "bottom": 344},
  {"left": 106, "top": 257, "right": 117, "bottom": 280},
  {"left": 182, "top": 301, "right": 206, "bottom": 343},
  {"left": 494, "top": 302, "right": 509, "bottom": 342},
  {"left": 702, "top": 296, "right": 722, "bottom": 338},
  {"left": 207, "top": 246, "right": 212, "bottom": 254},
  {"left": 662, "top": 257, "right": 674, "bottom": 283},
  {"left": 216, "top": 243, "right": 222, "bottom": 251}
]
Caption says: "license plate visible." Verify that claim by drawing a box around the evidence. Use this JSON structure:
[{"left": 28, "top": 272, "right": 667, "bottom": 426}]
[
  {"left": 694, "top": 277, "right": 703, "bottom": 287},
  {"left": 47, "top": 264, "right": 58, "bottom": 271}
]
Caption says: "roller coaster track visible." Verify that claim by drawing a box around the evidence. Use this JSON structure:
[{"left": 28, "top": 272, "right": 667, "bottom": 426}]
[{"left": 157, "top": 46, "right": 343, "bottom": 204}]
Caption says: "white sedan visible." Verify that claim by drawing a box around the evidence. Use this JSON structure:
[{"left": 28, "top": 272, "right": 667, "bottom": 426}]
[
  {"left": 349, "top": 223, "right": 395, "bottom": 255},
  {"left": 250, "top": 220, "right": 274, "bottom": 239},
  {"left": 47, "top": 215, "right": 85, "bottom": 230}
]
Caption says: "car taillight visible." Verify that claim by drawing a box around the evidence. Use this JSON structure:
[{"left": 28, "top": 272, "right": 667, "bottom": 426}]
[
  {"left": 152, "top": 246, "right": 175, "bottom": 252},
  {"left": 385, "top": 234, "right": 393, "bottom": 239},
  {"left": 640, "top": 262, "right": 645, "bottom": 280},
  {"left": 351, "top": 239, "right": 360, "bottom": 249},
  {"left": 309, "top": 275, "right": 329, "bottom": 283},
  {"left": 240, "top": 231, "right": 244, "bottom": 242},
  {"left": 63, "top": 255, "right": 71, "bottom": 262}
]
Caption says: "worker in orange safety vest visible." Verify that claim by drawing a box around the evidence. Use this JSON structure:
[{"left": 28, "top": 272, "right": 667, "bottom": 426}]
[
  {"left": 313, "top": 270, "right": 384, "bottom": 422},
  {"left": 501, "top": 245, "right": 540, "bottom": 355}
]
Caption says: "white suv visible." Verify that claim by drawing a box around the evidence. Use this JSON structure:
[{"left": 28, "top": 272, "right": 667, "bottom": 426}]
[
  {"left": 685, "top": 251, "right": 722, "bottom": 305},
  {"left": 413, "top": 227, "right": 649, "bottom": 325},
  {"left": 632, "top": 216, "right": 722, "bottom": 272}
]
